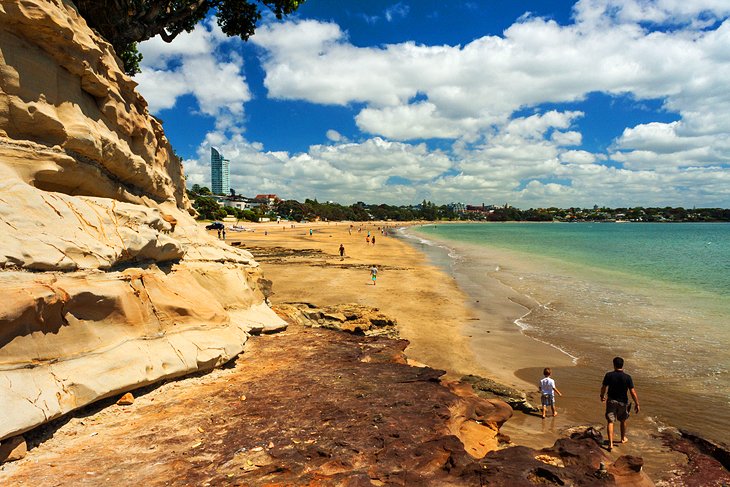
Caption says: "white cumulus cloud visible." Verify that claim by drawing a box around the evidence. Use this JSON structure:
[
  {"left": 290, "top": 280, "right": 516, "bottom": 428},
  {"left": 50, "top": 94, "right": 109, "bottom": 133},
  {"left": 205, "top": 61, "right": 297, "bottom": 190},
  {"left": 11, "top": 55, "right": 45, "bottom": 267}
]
[
  {"left": 140, "top": 1, "right": 730, "bottom": 207},
  {"left": 135, "top": 18, "right": 250, "bottom": 128}
]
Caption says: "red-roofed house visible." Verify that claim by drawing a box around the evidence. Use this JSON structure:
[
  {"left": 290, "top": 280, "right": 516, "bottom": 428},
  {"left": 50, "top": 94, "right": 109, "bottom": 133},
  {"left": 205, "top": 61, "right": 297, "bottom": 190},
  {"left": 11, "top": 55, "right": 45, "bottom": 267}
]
[{"left": 254, "top": 194, "right": 281, "bottom": 206}]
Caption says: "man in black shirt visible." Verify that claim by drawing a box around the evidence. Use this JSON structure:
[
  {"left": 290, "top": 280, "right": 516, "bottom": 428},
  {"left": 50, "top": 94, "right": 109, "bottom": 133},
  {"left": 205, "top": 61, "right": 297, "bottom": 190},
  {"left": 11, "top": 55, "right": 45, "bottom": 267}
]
[{"left": 600, "top": 356, "right": 640, "bottom": 451}]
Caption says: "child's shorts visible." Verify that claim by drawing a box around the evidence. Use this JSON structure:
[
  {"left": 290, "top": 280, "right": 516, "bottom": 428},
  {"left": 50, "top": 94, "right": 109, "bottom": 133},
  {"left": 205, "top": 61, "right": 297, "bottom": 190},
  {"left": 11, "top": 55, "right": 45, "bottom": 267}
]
[{"left": 541, "top": 394, "right": 554, "bottom": 407}]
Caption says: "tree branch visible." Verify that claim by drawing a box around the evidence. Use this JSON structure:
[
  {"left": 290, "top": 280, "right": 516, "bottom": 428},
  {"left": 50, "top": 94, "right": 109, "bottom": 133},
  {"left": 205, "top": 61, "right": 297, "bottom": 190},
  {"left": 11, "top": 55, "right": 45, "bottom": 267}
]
[
  {"left": 161, "top": 0, "right": 208, "bottom": 27},
  {"left": 159, "top": 28, "right": 175, "bottom": 43}
]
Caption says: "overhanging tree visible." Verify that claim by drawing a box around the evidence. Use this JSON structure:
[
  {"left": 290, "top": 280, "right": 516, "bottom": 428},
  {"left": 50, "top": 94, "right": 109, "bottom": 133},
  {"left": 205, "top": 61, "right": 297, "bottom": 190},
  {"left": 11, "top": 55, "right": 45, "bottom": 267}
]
[{"left": 72, "top": 0, "right": 305, "bottom": 75}]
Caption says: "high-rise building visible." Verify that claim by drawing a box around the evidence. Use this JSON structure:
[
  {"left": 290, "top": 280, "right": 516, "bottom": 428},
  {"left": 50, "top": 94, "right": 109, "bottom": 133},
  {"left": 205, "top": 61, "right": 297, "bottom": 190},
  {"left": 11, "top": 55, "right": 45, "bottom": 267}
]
[{"left": 210, "top": 147, "right": 230, "bottom": 195}]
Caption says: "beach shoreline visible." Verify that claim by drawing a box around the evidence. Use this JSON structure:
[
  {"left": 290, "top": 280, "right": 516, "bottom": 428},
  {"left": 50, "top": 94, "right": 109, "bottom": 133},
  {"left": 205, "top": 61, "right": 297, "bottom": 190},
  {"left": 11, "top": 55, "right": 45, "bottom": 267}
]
[
  {"left": 235, "top": 219, "right": 574, "bottom": 392},
  {"left": 400, "top": 222, "right": 730, "bottom": 478},
  {"left": 232, "top": 219, "right": 726, "bottom": 481},
  {"left": 404, "top": 222, "right": 730, "bottom": 433},
  {"left": 229, "top": 221, "right": 599, "bottom": 429}
]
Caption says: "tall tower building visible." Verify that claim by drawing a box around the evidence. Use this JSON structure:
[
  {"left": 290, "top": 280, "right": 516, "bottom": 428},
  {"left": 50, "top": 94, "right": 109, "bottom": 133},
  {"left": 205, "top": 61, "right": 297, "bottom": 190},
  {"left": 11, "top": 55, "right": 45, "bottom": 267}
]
[{"left": 210, "top": 147, "right": 230, "bottom": 195}]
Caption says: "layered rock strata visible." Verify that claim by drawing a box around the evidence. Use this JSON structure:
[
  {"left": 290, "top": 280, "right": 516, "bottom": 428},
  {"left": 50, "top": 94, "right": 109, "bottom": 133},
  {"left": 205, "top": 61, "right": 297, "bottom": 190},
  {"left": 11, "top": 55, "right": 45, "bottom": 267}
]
[
  {"left": 274, "top": 302, "right": 400, "bottom": 337},
  {"left": 0, "top": 0, "right": 284, "bottom": 441}
]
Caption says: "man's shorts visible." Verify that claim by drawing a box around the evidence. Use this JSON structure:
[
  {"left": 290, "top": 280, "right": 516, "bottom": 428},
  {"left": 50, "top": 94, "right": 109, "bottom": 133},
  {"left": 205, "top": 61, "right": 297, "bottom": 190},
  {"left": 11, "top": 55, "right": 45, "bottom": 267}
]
[
  {"left": 605, "top": 400, "right": 630, "bottom": 423},
  {"left": 541, "top": 394, "right": 554, "bottom": 407}
]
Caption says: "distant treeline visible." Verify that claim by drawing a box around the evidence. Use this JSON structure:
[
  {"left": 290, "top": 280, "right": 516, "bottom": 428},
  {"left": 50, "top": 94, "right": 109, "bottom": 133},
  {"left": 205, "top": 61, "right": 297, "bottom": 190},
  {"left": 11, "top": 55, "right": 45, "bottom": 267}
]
[{"left": 188, "top": 189, "right": 730, "bottom": 222}]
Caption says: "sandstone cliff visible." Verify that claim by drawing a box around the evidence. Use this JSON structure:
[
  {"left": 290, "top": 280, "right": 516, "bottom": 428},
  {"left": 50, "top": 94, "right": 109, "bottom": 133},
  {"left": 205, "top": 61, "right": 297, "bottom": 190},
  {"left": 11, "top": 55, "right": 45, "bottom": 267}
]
[{"left": 0, "top": 0, "right": 284, "bottom": 441}]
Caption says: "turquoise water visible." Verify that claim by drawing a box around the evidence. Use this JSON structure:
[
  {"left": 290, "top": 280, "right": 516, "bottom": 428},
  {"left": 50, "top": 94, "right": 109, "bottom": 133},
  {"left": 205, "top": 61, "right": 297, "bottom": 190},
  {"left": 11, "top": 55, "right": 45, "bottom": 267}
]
[
  {"left": 417, "top": 222, "right": 730, "bottom": 297},
  {"left": 408, "top": 222, "right": 730, "bottom": 443}
]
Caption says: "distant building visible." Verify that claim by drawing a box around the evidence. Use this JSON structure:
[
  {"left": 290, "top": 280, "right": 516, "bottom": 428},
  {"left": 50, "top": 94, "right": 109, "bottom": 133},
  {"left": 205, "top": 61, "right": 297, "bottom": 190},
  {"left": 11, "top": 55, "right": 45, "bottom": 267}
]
[
  {"left": 224, "top": 199, "right": 250, "bottom": 211},
  {"left": 448, "top": 202, "right": 466, "bottom": 213},
  {"left": 254, "top": 194, "right": 281, "bottom": 206},
  {"left": 210, "top": 147, "right": 230, "bottom": 195},
  {"left": 465, "top": 204, "right": 494, "bottom": 214},
  {"left": 215, "top": 196, "right": 262, "bottom": 211}
]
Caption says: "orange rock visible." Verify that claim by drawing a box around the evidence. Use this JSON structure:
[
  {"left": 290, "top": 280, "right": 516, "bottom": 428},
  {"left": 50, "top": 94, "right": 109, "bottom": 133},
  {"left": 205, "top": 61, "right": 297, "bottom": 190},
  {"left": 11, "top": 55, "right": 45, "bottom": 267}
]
[
  {"left": 117, "top": 393, "right": 135, "bottom": 406},
  {"left": 0, "top": 436, "right": 27, "bottom": 463}
]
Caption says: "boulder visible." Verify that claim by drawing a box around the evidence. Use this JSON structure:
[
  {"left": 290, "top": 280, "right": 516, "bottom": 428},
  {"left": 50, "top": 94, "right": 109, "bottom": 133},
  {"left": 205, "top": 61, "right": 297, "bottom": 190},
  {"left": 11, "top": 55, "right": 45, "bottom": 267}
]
[
  {"left": 0, "top": 436, "right": 27, "bottom": 463},
  {"left": 461, "top": 374, "right": 540, "bottom": 413},
  {"left": 116, "top": 393, "right": 135, "bottom": 406}
]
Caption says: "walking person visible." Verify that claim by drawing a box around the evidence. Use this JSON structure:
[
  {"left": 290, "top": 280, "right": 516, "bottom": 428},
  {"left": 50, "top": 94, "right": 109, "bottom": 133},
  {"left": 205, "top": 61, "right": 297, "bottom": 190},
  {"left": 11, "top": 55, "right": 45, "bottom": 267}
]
[
  {"left": 600, "top": 356, "right": 640, "bottom": 451},
  {"left": 221, "top": 228, "right": 226, "bottom": 240},
  {"left": 339, "top": 243, "right": 345, "bottom": 260},
  {"left": 370, "top": 265, "right": 378, "bottom": 286},
  {"left": 538, "top": 368, "right": 562, "bottom": 418}
]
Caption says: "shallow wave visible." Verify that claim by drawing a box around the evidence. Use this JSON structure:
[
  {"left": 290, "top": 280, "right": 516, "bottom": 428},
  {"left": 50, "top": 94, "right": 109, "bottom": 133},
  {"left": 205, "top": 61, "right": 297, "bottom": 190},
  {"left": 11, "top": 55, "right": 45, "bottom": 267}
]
[
  {"left": 515, "top": 308, "right": 579, "bottom": 364},
  {"left": 399, "top": 226, "right": 463, "bottom": 261}
]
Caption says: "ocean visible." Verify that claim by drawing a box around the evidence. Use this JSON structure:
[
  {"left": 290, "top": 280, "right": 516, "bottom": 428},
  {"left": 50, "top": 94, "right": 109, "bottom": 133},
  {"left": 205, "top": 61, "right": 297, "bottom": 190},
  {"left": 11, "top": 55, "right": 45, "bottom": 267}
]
[{"left": 404, "top": 222, "right": 730, "bottom": 445}]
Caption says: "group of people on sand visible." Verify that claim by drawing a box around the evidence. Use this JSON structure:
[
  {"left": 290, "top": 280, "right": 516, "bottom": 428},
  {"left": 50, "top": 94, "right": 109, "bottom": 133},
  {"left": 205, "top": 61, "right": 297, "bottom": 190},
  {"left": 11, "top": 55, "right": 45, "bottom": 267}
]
[{"left": 539, "top": 356, "right": 640, "bottom": 452}]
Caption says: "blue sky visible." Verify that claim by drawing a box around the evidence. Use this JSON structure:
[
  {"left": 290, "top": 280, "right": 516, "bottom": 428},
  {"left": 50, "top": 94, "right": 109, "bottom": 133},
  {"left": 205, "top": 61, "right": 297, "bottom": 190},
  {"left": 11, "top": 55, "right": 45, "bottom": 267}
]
[{"left": 135, "top": 0, "right": 730, "bottom": 207}]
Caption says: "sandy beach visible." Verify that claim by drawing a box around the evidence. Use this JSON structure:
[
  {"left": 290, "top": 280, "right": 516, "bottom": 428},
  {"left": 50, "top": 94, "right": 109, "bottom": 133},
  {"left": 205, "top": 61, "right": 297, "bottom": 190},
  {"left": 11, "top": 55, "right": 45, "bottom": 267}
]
[
  {"left": 230, "top": 221, "right": 478, "bottom": 380},
  {"left": 230, "top": 221, "right": 570, "bottom": 387},
  {"left": 226, "top": 220, "right": 702, "bottom": 480},
  {"left": 227, "top": 222, "right": 580, "bottom": 444}
]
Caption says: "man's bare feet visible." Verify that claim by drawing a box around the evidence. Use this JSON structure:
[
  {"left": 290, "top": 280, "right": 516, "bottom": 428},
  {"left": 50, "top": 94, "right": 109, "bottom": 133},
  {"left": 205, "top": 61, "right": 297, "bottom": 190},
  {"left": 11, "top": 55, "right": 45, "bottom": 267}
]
[
  {"left": 620, "top": 437, "right": 628, "bottom": 444},
  {"left": 553, "top": 412, "right": 558, "bottom": 417}
]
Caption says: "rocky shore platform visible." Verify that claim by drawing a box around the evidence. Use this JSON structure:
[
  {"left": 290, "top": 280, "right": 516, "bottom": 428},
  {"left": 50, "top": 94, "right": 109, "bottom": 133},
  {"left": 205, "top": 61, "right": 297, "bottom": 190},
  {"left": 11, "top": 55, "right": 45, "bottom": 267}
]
[{"left": 0, "top": 308, "right": 675, "bottom": 486}]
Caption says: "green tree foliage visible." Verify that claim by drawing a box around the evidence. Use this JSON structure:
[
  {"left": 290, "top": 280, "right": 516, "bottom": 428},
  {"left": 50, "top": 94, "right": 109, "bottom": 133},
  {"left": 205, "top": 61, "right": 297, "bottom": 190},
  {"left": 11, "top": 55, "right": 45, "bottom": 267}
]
[
  {"left": 521, "top": 209, "right": 553, "bottom": 221},
  {"left": 276, "top": 200, "right": 302, "bottom": 221},
  {"left": 72, "top": 0, "right": 305, "bottom": 75},
  {"left": 118, "top": 41, "right": 143, "bottom": 76},
  {"left": 195, "top": 195, "right": 730, "bottom": 223},
  {"left": 192, "top": 195, "right": 221, "bottom": 220}
]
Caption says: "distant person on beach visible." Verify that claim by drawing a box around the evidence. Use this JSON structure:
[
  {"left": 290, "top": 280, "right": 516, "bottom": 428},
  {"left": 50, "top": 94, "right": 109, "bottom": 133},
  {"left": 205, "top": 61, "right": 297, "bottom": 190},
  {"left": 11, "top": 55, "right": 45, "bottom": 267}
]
[
  {"left": 309, "top": 228, "right": 313, "bottom": 236},
  {"left": 538, "top": 367, "right": 562, "bottom": 418},
  {"left": 221, "top": 228, "right": 226, "bottom": 240},
  {"left": 339, "top": 244, "right": 345, "bottom": 259},
  {"left": 371, "top": 235, "right": 376, "bottom": 245},
  {"left": 600, "top": 356, "right": 640, "bottom": 451},
  {"left": 370, "top": 265, "right": 378, "bottom": 285},
  {"left": 217, "top": 229, "right": 221, "bottom": 239},
  {"left": 366, "top": 236, "right": 370, "bottom": 244}
]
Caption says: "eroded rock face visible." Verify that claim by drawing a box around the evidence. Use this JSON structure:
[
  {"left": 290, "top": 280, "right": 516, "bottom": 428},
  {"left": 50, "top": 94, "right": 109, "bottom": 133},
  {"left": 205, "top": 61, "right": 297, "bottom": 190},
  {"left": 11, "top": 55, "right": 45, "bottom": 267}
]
[
  {"left": 274, "top": 302, "right": 400, "bottom": 337},
  {"left": 0, "top": 0, "right": 184, "bottom": 206},
  {"left": 0, "top": 0, "right": 284, "bottom": 441}
]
